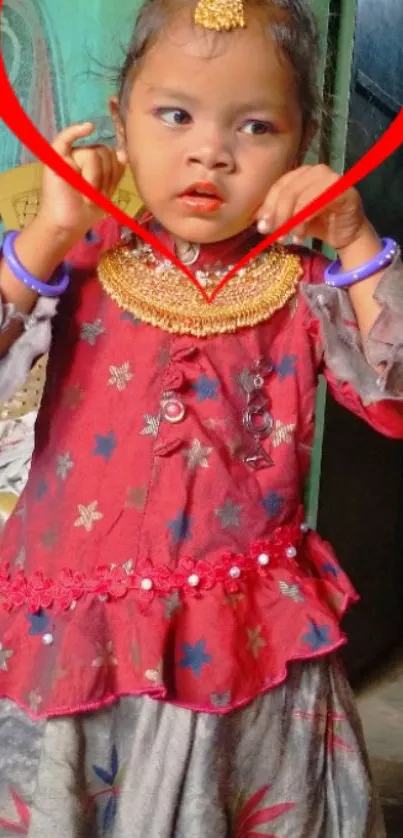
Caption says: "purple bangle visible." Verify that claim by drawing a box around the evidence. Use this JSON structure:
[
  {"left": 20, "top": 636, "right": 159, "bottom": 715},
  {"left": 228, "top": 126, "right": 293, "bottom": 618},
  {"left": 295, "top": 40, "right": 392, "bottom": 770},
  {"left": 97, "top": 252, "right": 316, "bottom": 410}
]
[
  {"left": 324, "top": 237, "right": 398, "bottom": 288},
  {"left": 2, "top": 230, "right": 71, "bottom": 298}
]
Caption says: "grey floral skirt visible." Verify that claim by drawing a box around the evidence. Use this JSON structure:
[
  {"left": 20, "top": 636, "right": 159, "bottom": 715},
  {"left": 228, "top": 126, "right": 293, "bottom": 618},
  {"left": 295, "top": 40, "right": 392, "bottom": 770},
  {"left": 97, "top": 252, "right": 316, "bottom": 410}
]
[{"left": 0, "top": 656, "right": 385, "bottom": 837}]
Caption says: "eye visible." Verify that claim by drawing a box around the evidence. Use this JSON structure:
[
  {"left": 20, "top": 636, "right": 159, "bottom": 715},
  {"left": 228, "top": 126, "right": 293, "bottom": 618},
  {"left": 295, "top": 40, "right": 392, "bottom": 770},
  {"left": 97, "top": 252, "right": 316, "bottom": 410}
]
[
  {"left": 155, "top": 108, "right": 192, "bottom": 126},
  {"left": 241, "top": 120, "right": 276, "bottom": 136}
]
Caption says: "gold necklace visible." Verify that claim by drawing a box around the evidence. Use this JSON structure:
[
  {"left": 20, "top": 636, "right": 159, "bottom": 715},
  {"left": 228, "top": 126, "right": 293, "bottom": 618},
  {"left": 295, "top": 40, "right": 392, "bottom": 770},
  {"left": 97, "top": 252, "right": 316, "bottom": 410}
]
[{"left": 98, "top": 239, "right": 303, "bottom": 337}]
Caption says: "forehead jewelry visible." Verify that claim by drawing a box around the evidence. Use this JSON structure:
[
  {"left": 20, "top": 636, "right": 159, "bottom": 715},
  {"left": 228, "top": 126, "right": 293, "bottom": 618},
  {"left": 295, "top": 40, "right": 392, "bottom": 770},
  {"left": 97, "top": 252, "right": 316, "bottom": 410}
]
[{"left": 194, "top": 0, "right": 246, "bottom": 31}]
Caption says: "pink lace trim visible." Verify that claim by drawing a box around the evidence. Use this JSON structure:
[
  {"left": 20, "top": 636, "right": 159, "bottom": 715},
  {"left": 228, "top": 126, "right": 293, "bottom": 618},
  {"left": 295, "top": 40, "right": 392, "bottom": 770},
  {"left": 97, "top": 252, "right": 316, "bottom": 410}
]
[{"left": 0, "top": 514, "right": 309, "bottom": 613}]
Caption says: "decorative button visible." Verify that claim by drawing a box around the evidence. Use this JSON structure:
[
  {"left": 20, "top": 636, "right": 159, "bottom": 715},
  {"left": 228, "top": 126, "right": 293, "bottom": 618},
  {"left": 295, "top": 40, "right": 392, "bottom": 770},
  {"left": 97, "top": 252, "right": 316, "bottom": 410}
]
[
  {"left": 229, "top": 566, "right": 241, "bottom": 579},
  {"left": 300, "top": 522, "right": 309, "bottom": 533},
  {"left": 162, "top": 398, "right": 186, "bottom": 424},
  {"left": 257, "top": 552, "right": 270, "bottom": 567},
  {"left": 286, "top": 546, "right": 297, "bottom": 559},
  {"left": 141, "top": 578, "right": 153, "bottom": 591},
  {"left": 42, "top": 633, "right": 53, "bottom": 645},
  {"left": 188, "top": 574, "right": 200, "bottom": 588}
]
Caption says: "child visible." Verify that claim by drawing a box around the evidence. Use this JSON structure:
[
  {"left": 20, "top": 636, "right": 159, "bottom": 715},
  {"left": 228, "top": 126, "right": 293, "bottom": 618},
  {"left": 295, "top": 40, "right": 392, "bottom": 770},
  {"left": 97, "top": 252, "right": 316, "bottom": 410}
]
[{"left": 0, "top": 0, "right": 402, "bottom": 835}]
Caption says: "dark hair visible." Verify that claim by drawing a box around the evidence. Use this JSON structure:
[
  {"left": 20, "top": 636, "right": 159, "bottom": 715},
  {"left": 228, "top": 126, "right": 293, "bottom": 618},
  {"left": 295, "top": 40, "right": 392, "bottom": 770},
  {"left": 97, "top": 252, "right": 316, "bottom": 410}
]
[{"left": 117, "top": 0, "right": 321, "bottom": 132}]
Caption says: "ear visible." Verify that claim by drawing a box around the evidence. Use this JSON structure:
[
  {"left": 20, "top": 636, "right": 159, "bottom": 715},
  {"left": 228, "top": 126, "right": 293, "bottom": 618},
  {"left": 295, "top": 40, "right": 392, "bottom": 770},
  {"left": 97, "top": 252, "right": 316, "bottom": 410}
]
[{"left": 109, "top": 96, "right": 127, "bottom": 154}]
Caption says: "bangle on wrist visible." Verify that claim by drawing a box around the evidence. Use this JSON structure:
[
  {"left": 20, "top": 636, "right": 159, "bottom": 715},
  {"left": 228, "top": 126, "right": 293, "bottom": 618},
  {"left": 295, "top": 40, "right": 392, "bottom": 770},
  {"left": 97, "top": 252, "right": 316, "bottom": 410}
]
[
  {"left": 324, "top": 237, "right": 398, "bottom": 288},
  {"left": 1, "top": 230, "right": 71, "bottom": 298}
]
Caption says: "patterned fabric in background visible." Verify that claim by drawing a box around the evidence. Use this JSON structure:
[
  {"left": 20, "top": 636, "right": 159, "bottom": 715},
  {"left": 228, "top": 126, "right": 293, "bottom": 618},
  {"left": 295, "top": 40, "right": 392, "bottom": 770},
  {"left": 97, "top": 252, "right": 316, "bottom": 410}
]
[{"left": 0, "top": 0, "right": 144, "bottom": 172}]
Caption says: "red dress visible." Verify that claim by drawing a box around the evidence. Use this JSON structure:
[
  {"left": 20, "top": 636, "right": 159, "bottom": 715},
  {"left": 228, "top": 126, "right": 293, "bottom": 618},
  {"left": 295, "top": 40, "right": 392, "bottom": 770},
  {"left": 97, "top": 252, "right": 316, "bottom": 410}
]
[{"left": 0, "top": 218, "right": 402, "bottom": 718}]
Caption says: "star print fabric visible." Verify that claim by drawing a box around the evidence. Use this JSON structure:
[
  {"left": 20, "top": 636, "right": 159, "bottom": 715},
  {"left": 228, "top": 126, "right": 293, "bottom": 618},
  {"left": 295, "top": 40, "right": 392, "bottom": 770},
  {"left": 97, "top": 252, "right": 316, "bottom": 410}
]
[
  {"left": 0, "top": 658, "right": 386, "bottom": 837},
  {"left": 0, "top": 218, "right": 402, "bottom": 719}
]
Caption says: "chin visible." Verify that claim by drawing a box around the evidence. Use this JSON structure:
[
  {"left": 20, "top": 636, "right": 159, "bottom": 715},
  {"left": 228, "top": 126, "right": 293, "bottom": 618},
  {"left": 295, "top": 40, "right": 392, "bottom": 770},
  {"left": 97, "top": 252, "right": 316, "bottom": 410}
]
[{"left": 156, "top": 214, "right": 250, "bottom": 244}]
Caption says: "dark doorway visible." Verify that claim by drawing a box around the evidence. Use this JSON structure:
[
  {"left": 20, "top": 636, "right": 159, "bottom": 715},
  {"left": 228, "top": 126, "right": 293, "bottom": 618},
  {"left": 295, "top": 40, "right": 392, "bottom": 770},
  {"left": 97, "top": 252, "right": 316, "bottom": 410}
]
[{"left": 318, "top": 0, "right": 403, "bottom": 681}]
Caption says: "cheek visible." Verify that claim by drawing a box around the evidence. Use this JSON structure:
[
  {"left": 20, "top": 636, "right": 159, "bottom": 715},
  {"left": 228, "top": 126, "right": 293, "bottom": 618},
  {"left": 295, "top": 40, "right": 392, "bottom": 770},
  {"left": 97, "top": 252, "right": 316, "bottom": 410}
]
[{"left": 240, "top": 146, "right": 290, "bottom": 192}]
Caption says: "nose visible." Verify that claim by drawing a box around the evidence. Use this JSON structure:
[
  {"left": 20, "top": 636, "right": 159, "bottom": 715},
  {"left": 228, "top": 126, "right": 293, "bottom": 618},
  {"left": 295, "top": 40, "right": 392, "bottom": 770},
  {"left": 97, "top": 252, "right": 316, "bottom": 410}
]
[{"left": 186, "top": 126, "right": 235, "bottom": 172}]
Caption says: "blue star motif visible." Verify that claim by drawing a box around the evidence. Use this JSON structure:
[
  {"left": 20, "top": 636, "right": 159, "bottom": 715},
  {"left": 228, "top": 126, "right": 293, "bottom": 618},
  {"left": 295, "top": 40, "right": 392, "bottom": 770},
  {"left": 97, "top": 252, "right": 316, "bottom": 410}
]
[
  {"left": 26, "top": 609, "right": 50, "bottom": 636},
  {"left": 192, "top": 374, "right": 219, "bottom": 402},
  {"left": 35, "top": 478, "right": 48, "bottom": 501},
  {"left": 302, "top": 619, "right": 330, "bottom": 652},
  {"left": 120, "top": 311, "right": 141, "bottom": 326},
  {"left": 179, "top": 640, "right": 212, "bottom": 677},
  {"left": 322, "top": 561, "right": 339, "bottom": 578},
  {"left": 274, "top": 355, "right": 297, "bottom": 380},
  {"left": 260, "top": 491, "right": 284, "bottom": 517},
  {"left": 167, "top": 511, "right": 192, "bottom": 544},
  {"left": 93, "top": 431, "right": 117, "bottom": 461}
]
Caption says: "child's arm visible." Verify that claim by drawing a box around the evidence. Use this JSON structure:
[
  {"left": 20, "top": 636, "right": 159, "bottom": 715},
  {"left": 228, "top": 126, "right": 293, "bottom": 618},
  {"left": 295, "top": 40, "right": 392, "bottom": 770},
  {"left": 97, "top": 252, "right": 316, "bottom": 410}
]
[
  {"left": 0, "top": 216, "right": 79, "bottom": 358},
  {"left": 336, "top": 223, "right": 387, "bottom": 342},
  {"left": 301, "top": 247, "right": 403, "bottom": 439},
  {"left": 0, "top": 123, "right": 127, "bottom": 358},
  {"left": 257, "top": 164, "right": 400, "bottom": 355}
]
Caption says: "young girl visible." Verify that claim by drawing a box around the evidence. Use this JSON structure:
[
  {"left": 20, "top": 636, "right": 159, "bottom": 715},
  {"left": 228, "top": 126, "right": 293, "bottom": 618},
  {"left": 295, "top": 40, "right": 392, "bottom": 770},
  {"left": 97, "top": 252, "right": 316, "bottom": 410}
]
[{"left": 0, "top": 1, "right": 402, "bottom": 835}]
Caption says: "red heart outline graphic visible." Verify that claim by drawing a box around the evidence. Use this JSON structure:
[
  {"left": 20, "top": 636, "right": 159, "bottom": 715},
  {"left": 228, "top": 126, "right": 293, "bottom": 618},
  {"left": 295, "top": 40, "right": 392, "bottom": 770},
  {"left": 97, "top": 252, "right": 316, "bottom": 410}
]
[{"left": 0, "top": 0, "right": 402, "bottom": 302}]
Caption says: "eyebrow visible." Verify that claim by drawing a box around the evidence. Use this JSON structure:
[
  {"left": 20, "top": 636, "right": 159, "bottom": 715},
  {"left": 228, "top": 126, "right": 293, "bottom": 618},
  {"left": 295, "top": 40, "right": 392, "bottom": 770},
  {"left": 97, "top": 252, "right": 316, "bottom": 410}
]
[
  {"left": 148, "top": 87, "right": 199, "bottom": 105},
  {"left": 148, "top": 87, "right": 286, "bottom": 114}
]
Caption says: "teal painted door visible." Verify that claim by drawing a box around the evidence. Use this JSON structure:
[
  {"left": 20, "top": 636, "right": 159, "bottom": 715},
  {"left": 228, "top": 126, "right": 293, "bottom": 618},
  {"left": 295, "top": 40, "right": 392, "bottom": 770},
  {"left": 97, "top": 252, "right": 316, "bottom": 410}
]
[{"left": 0, "top": 0, "right": 144, "bottom": 169}]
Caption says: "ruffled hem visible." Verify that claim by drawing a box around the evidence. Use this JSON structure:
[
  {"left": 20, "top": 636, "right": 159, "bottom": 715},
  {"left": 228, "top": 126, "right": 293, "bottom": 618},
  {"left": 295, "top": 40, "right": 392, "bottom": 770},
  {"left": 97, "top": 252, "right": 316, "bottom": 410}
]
[
  {"left": 0, "top": 515, "right": 359, "bottom": 718},
  {"left": 302, "top": 252, "right": 403, "bottom": 403}
]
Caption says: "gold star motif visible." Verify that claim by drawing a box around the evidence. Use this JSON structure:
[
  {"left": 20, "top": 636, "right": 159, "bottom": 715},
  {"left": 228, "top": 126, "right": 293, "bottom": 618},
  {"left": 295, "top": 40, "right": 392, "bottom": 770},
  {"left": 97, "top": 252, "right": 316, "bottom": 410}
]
[
  {"left": 224, "top": 592, "right": 245, "bottom": 608},
  {"left": 126, "top": 486, "right": 147, "bottom": 510},
  {"left": 63, "top": 384, "right": 84, "bottom": 410},
  {"left": 28, "top": 688, "right": 43, "bottom": 713},
  {"left": 92, "top": 640, "right": 118, "bottom": 669},
  {"left": 246, "top": 626, "right": 267, "bottom": 658},
  {"left": 108, "top": 361, "right": 133, "bottom": 391},
  {"left": 272, "top": 419, "right": 296, "bottom": 448},
  {"left": 0, "top": 643, "right": 13, "bottom": 671},
  {"left": 145, "top": 659, "right": 163, "bottom": 684},
  {"left": 183, "top": 439, "right": 213, "bottom": 470},
  {"left": 74, "top": 501, "right": 103, "bottom": 533}
]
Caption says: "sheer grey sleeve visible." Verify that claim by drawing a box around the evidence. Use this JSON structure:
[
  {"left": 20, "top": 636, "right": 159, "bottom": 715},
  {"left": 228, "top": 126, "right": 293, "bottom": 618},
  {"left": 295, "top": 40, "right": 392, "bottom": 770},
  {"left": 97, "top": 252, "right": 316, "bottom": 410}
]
[
  {"left": 0, "top": 296, "right": 58, "bottom": 403},
  {"left": 301, "top": 252, "right": 403, "bottom": 404}
]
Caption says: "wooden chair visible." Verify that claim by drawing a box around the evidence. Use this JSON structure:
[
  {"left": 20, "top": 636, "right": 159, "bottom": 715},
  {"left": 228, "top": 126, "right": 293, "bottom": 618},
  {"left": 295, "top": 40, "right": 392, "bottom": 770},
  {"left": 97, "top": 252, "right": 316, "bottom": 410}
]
[{"left": 0, "top": 161, "right": 142, "bottom": 419}]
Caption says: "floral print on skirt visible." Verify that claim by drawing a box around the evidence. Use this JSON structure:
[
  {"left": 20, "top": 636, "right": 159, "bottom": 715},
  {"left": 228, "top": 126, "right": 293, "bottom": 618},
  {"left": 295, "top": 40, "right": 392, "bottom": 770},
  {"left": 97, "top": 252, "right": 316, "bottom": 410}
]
[{"left": 0, "top": 656, "right": 385, "bottom": 837}]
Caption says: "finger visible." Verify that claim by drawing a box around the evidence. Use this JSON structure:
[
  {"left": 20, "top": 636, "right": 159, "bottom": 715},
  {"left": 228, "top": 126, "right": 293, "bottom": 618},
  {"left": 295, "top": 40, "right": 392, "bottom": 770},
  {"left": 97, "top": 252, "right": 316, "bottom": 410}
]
[
  {"left": 290, "top": 179, "right": 341, "bottom": 241},
  {"left": 259, "top": 166, "right": 339, "bottom": 238},
  {"left": 72, "top": 149, "right": 105, "bottom": 204},
  {"left": 256, "top": 166, "right": 315, "bottom": 232},
  {"left": 257, "top": 164, "right": 336, "bottom": 234},
  {"left": 92, "top": 147, "right": 115, "bottom": 196},
  {"left": 52, "top": 122, "right": 94, "bottom": 157}
]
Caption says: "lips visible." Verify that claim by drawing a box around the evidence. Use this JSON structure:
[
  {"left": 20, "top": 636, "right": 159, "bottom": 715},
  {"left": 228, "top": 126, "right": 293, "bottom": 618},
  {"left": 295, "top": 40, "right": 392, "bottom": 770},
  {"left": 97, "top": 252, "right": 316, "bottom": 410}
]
[{"left": 179, "top": 181, "right": 224, "bottom": 213}]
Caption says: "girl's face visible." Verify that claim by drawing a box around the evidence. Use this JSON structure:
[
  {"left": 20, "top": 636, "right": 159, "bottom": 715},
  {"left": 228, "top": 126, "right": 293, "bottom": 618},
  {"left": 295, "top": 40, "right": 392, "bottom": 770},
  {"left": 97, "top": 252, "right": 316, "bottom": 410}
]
[{"left": 111, "top": 12, "right": 306, "bottom": 243}]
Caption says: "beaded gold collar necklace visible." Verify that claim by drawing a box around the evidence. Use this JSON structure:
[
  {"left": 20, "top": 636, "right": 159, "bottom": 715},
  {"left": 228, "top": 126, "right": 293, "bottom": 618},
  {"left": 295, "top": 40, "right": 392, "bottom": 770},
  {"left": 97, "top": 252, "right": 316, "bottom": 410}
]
[{"left": 98, "top": 239, "right": 303, "bottom": 337}]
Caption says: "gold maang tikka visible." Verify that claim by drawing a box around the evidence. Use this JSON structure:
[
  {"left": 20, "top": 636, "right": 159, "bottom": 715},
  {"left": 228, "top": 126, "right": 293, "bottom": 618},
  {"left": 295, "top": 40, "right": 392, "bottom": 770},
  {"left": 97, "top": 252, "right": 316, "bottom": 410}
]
[{"left": 194, "top": 0, "right": 245, "bottom": 31}]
